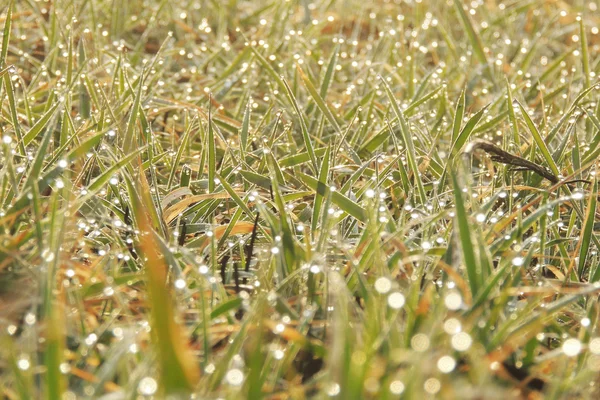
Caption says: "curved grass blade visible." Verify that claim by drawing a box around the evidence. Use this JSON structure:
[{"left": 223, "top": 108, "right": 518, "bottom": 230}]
[
  {"left": 451, "top": 89, "right": 465, "bottom": 143},
  {"left": 506, "top": 79, "right": 520, "bottom": 145},
  {"left": 216, "top": 172, "right": 253, "bottom": 217},
  {"left": 167, "top": 117, "right": 194, "bottom": 189},
  {"left": 123, "top": 67, "right": 144, "bottom": 154},
  {"left": 208, "top": 99, "right": 216, "bottom": 192},
  {"left": 0, "top": 0, "right": 12, "bottom": 68},
  {"left": 298, "top": 65, "right": 341, "bottom": 133},
  {"left": 3, "top": 73, "right": 25, "bottom": 155},
  {"left": 581, "top": 180, "right": 598, "bottom": 278},
  {"left": 23, "top": 102, "right": 60, "bottom": 146},
  {"left": 298, "top": 172, "right": 366, "bottom": 222},
  {"left": 452, "top": 172, "right": 480, "bottom": 297},
  {"left": 516, "top": 100, "right": 560, "bottom": 177},
  {"left": 131, "top": 185, "right": 200, "bottom": 395},
  {"left": 378, "top": 75, "right": 427, "bottom": 204},
  {"left": 452, "top": 0, "right": 492, "bottom": 82},
  {"left": 240, "top": 98, "right": 250, "bottom": 157},
  {"left": 312, "top": 145, "right": 331, "bottom": 233},
  {"left": 281, "top": 77, "right": 318, "bottom": 172}
]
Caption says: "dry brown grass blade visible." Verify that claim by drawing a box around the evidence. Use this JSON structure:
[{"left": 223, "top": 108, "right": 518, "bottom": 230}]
[
  {"left": 163, "top": 192, "right": 234, "bottom": 224},
  {"left": 191, "top": 221, "right": 268, "bottom": 252},
  {"left": 132, "top": 184, "right": 201, "bottom": 394}
]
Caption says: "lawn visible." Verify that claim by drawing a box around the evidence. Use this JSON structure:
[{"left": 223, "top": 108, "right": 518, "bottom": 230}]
[{"left": 1, "top": 0, "right": 600, "bottom": 398}]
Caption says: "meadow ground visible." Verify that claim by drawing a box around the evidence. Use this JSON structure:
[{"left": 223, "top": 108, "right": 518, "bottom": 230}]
[{"left": 1, "top": 0, "right": 600, "bottom": 398}]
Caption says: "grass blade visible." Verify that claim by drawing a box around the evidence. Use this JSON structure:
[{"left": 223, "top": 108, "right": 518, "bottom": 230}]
[
  {"left": 516, "top": 100, "right": 560, "bottom": 177},
  {"left": 311, "top": 145, "right": 331, "bottom": 233},
  {"left": 451, "top": 89, "right": 465, "bottom": 143},
  {"left": 281, "top": 77, "right": 318, "bottom": 172},
  {"left": 581, "top": 180, "right": 598, "bottom": 278},
  {"left": 452, "top": 172, "right": 480, "bottom": 297},
  {"left": 378, "top": 75, "right": 427, "bottom": 204},
  {"left": 208, "top": 99, "right": 216, "bottom": 192},
  {"left": 0, "top": 0, "right": 12, "bottom": 68},
  {"left": 298, "top": 172, "right": 366, "bottom": 222},
  {"left": 131, "top": 185, "right": 200, "bottom": 394}
]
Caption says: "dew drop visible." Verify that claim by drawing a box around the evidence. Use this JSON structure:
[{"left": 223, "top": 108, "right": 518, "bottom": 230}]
[
  {"left": 374, "top": 277, "right": 392, "bottom": 294},
  {"left": 424, "top": 378, "right": 441, "bottom": 394},
  {"left": 437, "top": 355, "right": 456, "bottom": 373},
  {"left": 174, "top": 279, "right": 186, "bottom": 289},
  {"left": 411, "top": 333, "right": 430, "bottom": 352},
  {"left": 512, "top": 257, "right": 524, "bottom": 267},
  {"left": 389, "top": 380, "right": 405, "bottom": 395},
  {"left": 451, "top": 332, "right": 472, "bottom": 351},
  {"left": 589, "top": 337, "right": 600, "bottom": 354},
  {"left": 138, "top": 377, "right": 158, "bottom": 395},
  {"left": 17, "top": 357, "right": 30, "bottom": 371},
  {"left": 562, "top": 338, "right": 582, "bottom": 357},
  {"left": 225, "top": 368, "right": 244, "bottom": 386},
  {"left": 327, "top": 382, "right": 341, "bottom": 396},
  {"left": 24, "top": 313, "right": 36, "bottom": 325},
  {"left": 444, "top": 291, "right": 462, "bottom": 310},
  {"left": 387, "top": 292, "right": 405, "bottom": 309}
]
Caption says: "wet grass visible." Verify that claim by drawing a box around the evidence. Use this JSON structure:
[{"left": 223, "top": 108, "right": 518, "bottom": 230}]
[{"left": 1, "top": 0, "right": 600, "bottom": 398}]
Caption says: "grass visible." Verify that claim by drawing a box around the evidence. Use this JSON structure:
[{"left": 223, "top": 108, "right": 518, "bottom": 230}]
[{"left": 1, "top": 0, "right": 600, "bottom": 398}]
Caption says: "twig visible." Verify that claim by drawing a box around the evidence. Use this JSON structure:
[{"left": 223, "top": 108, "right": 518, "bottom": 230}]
[{"left": 463, "top": 140, "right": 559, "bottom": 184}]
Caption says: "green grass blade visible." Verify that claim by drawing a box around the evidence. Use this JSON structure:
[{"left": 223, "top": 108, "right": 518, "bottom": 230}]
[
  {"left": 516, "top": 100, "right": 560, "bottom": 177},
  {"left": 23, "top": 102, "right": 60, "bottom": 146},
  {"left": 378, "top": 75, "right": 427, "bottom": 204},
  {"left": 451, "top": 89, "right": 465, "bottom": 143},
  {"left": 0, "top": 0, "right": 12, "bottom": 68},
  {"left": 167, "top": 117, "right": 193, "bottom": 189},
  {"left": 123, "top": 68, "right": 144, "bottom": 153},
  {"left": 450, "top": 104, "right": 488, "bottom": 156},
  {"left": 506, "top": 79, "right": 520, "bottom": 145},
  {"left": 240, "top": 98, "right": 250, "bottom": 156},
  {"left": 579, "top": 16, "right": 591, "bottom": 89},
  {"left": 281, "top": 77, "right": 318, "bottom": 172},
  {"left": 311, "top": 145, "right": 331, "bottom": 233},
  {"left": 298, "top": 65, "right": 341, "bottom": 133},
  {"left": 580, "top": 180, "right": 598, "bottom": 278},
  {"left": 452, "top": 172, "right": 480, "bottom": 297},
  {"left": 452, "top": 0, "right": 492, "bottom": 81},
  {"left": 215, "top": 172, "right": 253, "bottom": 217},
  {"left": 208, "top": 100, "right": 216, "bottom": 192},
  {"left": 298, "top": 172, "right": 366, "bottom": 222},
  {"left": 3, "top": 73, "right": 25, "bottom": 155},
  {"left": 87, "top": 148, "right": 146, "bottom": 193},
  {"left": 320, "top": 44, "right": 339, "bottom": 98}
]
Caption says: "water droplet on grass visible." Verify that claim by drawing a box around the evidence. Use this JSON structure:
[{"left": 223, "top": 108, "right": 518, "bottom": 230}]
[
  {"left": 411, "top": 333, "right": 430, "bottom": 352},
  {"left": 424, "top": 378, "right": 441, "bottom": 394},
  {"left": 17, "top": 357, "right": 30, "bottom": 371},
  {"left": 387, "top": 292, "right": 405, "bottom": 309},
  {"left": 451, "top": 332, "right": 472, "bottom": 351},
  {"left": 327, "top": 382, "right": 341, "bottom": 396},
  {"left": 512, "top": 257, "right": 524, "bottom": 267},
  {"left": 226, "top": 369, "right": 244, "bottom": 386},
  {"left": 562, "top": 338, "right": 582, "bottom": 356},
  {"left": 174, "top": 279, "right": 186, "bottom": 289},
  {"left": 589, "top": 338, "right": 600, "bottom": 354},
  {"left": 138, "top": 377, "right": 157, "bottom": 395},
  {"left": 437, "top": 356, "right": 456, "bottom": 373},
  {"left": 389, "top": 380, "right": 404, "bottom": 395},
  {"left": 375, "top": 277, "right": 392, "bottom": 294},
  {"left": 444, "top": 291, "right": 462, "bottom": 310}
]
